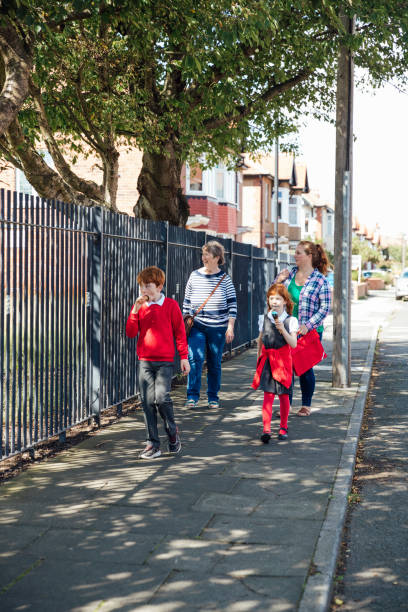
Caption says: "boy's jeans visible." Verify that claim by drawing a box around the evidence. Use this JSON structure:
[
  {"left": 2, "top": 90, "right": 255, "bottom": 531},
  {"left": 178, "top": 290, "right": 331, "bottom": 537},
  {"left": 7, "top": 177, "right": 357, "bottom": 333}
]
[
  {"left": 187, "top": 322, "right": 227, "bottom": 403},
  {"left": 138, "top": 361, "right": 177, "bottom": 447}
]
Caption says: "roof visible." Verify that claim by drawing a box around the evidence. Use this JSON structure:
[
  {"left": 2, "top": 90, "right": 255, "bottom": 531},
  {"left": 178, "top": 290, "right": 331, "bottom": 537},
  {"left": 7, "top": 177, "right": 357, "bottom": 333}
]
[
  {"left": 257, "top": 153, "right": 295, "bottom": 182},
  {"left": 242, "top": 154, "right": 273, "bottom": 177},
  {"left": 303, "top": 190, "right": 333, "bottom": 210},
  {"left": 292, "top": 162, "right": 310, "bottom": 192}
]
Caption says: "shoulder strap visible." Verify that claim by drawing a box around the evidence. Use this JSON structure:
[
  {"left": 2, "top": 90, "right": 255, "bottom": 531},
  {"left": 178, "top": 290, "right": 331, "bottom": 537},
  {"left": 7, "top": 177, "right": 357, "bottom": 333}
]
[{"left": 193, "top": 274, "right": 227, "bottom": 320}]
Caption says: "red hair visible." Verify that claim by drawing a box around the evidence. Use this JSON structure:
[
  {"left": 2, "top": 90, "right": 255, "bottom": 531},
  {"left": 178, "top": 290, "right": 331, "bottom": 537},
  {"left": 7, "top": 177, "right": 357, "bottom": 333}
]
[
  {"left": 137, "top": 266, "right": 165, "bottom": 287},
  {"left": 266, "top": 283, "right": 294, "bottom": 315},
  {"left": 298, "top": 240, "right": 329, "bottom": 275}
]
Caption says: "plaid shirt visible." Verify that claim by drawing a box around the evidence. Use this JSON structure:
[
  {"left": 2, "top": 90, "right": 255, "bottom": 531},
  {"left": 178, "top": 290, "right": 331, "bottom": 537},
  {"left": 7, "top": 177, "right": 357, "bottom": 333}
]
[{"left": 281, "top": 267, "right": 331, "bottom": 331}]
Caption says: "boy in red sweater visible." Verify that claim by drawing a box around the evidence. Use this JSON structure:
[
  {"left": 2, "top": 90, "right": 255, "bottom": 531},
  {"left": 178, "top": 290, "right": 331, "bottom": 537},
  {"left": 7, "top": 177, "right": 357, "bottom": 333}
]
[{"left": 126, "top": 266, "right": 190, "bottom": 459}]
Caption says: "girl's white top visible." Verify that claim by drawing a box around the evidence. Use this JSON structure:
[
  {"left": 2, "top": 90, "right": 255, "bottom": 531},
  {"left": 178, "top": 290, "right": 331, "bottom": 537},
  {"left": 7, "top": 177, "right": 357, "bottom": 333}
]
[{"left": 258, "top": 310, "right": 299, "bottom": 333}]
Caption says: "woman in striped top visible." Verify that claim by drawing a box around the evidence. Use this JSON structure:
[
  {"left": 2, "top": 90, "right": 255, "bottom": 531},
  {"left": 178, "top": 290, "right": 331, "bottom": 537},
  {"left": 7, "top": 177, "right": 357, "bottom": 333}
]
[{"left": 183, "top": 241, "right": 237, "bottom": 410}]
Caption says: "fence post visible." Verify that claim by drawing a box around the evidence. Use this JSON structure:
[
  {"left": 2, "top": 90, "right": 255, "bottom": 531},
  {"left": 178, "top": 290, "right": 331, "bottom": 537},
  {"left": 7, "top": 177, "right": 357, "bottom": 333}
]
[
  {"left": 89, "top": 207, "right": 102, "bottom": 424},
  {"left": 163, "top": 221, "right": 169, "bottom": 296}
]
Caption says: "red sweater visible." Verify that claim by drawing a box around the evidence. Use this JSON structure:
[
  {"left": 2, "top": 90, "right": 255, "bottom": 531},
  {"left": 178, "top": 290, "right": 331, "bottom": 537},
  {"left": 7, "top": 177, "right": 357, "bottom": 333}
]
[{"left": 125, "top": 297, "right": 188, "bottom": 362}]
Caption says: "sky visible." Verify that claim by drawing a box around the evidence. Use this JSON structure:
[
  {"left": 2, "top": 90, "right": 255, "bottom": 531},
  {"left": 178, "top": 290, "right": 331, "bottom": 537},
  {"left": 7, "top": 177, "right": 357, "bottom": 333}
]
[{"left": 298, "top": 79, "right": 408, "bottom": 239}]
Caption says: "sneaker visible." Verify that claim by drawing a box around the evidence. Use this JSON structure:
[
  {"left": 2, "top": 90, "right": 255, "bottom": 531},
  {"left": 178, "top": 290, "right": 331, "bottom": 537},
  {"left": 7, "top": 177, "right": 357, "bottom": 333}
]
[
  {"left": 168, "top": 435, "right": 182, "bottom": 454},
  {"left": 139, "top": 444, "right": 161, "bottom": 459},
  {"left": 260, "top": 432, "right": 271, "bottom": 444},
  {"left": 278, "top": 427, "right": 288, "bottom": 441},
  {"left": 208, "top": 401, "right": 219, "bottom": 409},
  {"left": 185, "top": 399, "right": 198, "bottom": 410}
]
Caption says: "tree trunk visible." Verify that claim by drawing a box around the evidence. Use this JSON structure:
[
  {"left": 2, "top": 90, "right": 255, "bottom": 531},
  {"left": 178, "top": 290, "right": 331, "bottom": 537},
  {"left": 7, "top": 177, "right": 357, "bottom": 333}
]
[
  {"left": 102, "top": 147, "right": 120, "bottom": 211},
  {"left": 0, "top": 23, "right": 32, "bottom": 138},
  {"left": 134, "top": 144, "right": 189, "bottom": 226}
]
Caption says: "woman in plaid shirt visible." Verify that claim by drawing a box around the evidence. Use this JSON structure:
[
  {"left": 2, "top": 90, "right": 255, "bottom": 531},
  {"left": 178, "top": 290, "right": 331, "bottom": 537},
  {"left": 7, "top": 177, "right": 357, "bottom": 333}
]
[{"left": 277, "top": 240, "right": 331, "bottom": 416}]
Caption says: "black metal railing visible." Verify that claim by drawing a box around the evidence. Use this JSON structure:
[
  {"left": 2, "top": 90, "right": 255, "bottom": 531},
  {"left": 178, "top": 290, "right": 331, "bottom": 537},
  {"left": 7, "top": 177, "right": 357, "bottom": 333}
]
[{"left": 0, "top": 190, "right": 294, "bottom": 460}]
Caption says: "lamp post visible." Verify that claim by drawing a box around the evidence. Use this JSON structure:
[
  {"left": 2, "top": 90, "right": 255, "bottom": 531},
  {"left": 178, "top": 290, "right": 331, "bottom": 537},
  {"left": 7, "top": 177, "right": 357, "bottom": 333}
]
[
  {"left": 274, "top": 137, "right": 279, "bottom": 273},
  {"left": 333, "top": 14, "right": 355, "bottom": 388}
]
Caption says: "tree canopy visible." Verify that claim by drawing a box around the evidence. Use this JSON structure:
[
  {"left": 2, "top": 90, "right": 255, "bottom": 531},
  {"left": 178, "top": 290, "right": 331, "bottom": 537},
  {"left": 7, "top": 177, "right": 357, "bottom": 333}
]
[{"left": 1, "top": 1, "right": 408, "bottom": 222}]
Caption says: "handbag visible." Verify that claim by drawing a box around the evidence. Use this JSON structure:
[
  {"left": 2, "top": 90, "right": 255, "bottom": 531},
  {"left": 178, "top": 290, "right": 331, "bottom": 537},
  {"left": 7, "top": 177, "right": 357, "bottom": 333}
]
[
  {"left": 183, "top": 274, "right": 226, "bottom": 337},
  {"left": 291, "top": 329, "right": 327, "bottom": 376}
]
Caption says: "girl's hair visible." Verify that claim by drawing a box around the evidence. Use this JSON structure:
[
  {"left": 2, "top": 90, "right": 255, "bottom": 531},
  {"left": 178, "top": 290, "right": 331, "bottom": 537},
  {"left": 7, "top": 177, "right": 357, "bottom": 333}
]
[
  {"left": 202, "top": 240, "right": 225, "bottom": 265},
  {"left": 298, "top": 240, "right": 329, "bottom": 276},
  {"left": 137, "top": 266, "right": 165, "bottom": 287},
  {"left": 267, "top": 283, "right": 294, "bottom": 315}
]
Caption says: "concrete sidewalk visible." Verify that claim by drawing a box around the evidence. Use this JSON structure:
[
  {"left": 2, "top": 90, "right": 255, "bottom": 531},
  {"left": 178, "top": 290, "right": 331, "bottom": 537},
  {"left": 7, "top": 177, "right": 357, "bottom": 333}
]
[{"left": 0, "top": 291, "right": 397, "bottom": 612}]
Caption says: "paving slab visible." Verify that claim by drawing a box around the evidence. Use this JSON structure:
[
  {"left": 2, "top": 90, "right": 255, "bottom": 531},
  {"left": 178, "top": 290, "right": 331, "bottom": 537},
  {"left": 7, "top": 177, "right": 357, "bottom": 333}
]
[
  {"left": 201, "top": 515, "right": 322, "bottom": 544},
  {"left": 0, "top": 291, "right": 396, "bottom": 611},
  {"left": 0, "top": 557, "right": 169, "bottom": 612},
  {"left": 149, "top": 572, "right": 303, "bottom": 611}
]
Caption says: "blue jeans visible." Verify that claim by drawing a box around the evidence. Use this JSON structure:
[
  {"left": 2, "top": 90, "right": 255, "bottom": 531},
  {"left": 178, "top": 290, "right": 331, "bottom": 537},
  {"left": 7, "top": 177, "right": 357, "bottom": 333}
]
[
  {"left": 291, "top": 331, "right": 323, "bottom": 408},
  {"left": 187, "top": 321, "right": 227, "bottom": 403}
]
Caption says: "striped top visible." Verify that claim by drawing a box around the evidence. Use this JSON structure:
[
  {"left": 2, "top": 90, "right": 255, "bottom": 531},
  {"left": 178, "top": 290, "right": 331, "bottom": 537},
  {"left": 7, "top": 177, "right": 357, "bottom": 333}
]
[{"left": 183, "top": 268, "right": 237, "bottom": 327}]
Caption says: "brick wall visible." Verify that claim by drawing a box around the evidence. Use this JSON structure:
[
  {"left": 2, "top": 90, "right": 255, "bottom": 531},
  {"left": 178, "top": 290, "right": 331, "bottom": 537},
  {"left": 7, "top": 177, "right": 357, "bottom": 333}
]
[
  {"left": 0, "top": 162, "right": 16, "bottom": 191},
  {"left": 289, "top": 226, "right": 301, "bottom": 241},
  {"left": 188, "top": 196, "right": 237, "bottom": 236}
]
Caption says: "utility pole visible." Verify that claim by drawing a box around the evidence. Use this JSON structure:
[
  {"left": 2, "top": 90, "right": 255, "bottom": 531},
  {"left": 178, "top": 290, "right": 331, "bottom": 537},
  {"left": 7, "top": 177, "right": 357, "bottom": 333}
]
[
  {"left": 333, "top": 15, "right": 355, "bottom": 388},
  {"left": 274, "top": 138, "right": 279, "bottom": 275}
]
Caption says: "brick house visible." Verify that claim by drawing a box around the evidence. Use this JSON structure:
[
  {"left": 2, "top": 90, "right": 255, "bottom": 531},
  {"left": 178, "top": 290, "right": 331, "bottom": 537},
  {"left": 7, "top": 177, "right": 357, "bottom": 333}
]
[
  {"left": 182, "top": 161, "right": 242, "bottom": 237},
  {"left": 302, "top": 190, "right": 334, "bottom": 254},
  {"left": 237, "top": 153, "right": 309, "bottom": 252},
  {"left": 1, "top": 148, "right": 243, "bottom": 237}
]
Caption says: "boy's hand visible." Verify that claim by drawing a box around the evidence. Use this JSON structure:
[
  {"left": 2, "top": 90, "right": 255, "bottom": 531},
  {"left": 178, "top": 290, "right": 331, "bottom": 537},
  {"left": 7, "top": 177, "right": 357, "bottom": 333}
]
[
  {"left": 131, "top": 295, "right": 148, "bottom": 314},
  {"left": 180, "top": 359, "right": 190, "bottom": 375}
]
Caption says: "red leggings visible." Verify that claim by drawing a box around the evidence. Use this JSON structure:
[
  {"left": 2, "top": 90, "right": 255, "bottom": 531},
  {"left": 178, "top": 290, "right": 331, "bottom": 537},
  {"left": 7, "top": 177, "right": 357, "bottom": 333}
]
[{"left": 262, "top": 392, "right": 290, "bottom": 433}]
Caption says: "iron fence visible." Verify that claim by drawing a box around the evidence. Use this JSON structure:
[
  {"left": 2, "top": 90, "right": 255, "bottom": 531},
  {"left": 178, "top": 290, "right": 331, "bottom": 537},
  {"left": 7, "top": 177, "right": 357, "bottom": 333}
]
[{"left": 0, "top": 190, "right": 294, "bottom": 460}]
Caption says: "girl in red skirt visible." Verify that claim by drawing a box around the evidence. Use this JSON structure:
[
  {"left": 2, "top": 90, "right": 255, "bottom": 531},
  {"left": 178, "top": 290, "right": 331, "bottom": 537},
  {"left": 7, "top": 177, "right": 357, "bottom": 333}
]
[{"left": 252, "top": 284, "right": 298, "bottom": 442}]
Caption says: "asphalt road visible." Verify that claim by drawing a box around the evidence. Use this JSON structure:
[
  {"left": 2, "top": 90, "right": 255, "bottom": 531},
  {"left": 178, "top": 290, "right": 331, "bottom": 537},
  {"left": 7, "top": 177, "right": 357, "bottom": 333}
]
[{"left": 332, "top": 298, "right": 408, "bottom": 611}]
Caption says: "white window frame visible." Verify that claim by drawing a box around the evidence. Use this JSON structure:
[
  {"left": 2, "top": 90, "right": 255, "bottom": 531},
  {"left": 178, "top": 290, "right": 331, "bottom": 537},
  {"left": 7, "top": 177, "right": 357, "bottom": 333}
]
[
  {"left": 186, "top": 163, "right": 205, "bottom": 195},
  {"left": 16, "top": 150, "right": 54, "bottom": 198}
]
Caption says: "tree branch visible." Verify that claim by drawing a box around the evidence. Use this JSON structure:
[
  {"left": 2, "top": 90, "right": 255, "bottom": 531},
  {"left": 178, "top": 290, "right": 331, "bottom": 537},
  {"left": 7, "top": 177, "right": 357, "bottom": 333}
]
[
  {"left": 30, "top": 82, "right": 108, "bottom": 204},
  {"left": 5, "top": 118, "right": 77, "bottom": 202},
  {"left": 0, "top": 21, "right": 32, "bottom": 137},
  {"left": 203, "top": 69, "right": 312, "bottom": 131}
]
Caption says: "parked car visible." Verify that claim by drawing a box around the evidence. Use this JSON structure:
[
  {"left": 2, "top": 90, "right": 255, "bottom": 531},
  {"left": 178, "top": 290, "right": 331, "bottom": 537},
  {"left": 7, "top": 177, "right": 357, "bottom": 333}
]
[
  {"left": 362, "top": 268, "right": 391, "bottom": 279},
  {"left": 395, "top": 269, "right": 408, "bottom": 300}
]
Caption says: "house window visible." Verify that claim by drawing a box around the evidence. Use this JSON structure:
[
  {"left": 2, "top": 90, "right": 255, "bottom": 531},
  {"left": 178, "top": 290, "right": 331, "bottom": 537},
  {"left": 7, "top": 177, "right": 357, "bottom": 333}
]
[
  {"left": 327, "top": 213, "right": 333, "bottom": 235},
  {"left": 305, "top": 219, "right": 309, "bottom": 233},
  {"left": 16, "top": 150, "right": 54, "bottom": 196},
  {"left": 278, "top": 201, "right": 282, "bottom": 219},
  {"left": 216, "top": 166, "right": 224, "bottom": 199},
  {"left": 289, "top": 204, "right": 298, "bottom": 225},
  {"left": 264, "top": 183, "right": 269, "bottom": 219},
  {"left": 189, "top": 165, "right": 203, "bottom": 191}
]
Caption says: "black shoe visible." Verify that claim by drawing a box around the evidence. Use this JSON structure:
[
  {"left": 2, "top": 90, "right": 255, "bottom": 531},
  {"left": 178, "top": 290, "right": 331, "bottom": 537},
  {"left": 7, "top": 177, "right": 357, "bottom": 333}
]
[
  {"left": 260, "top": 432, "right": 271, "bottom": 444},
  {"left": 168, "top": 434, "right": 182, "bottom": 454},
  {"left": 278, "top": 427, "right": 288, "bottom": 441},
  {"left": 139, "top": 444, "right": 161, "bottom": 459}
]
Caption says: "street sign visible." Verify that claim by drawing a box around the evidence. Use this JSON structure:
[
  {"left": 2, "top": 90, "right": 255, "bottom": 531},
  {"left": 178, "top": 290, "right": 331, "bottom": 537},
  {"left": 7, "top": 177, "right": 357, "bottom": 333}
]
[{"left": 351, "top": 255, "right": 361, "bottom": 270}]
